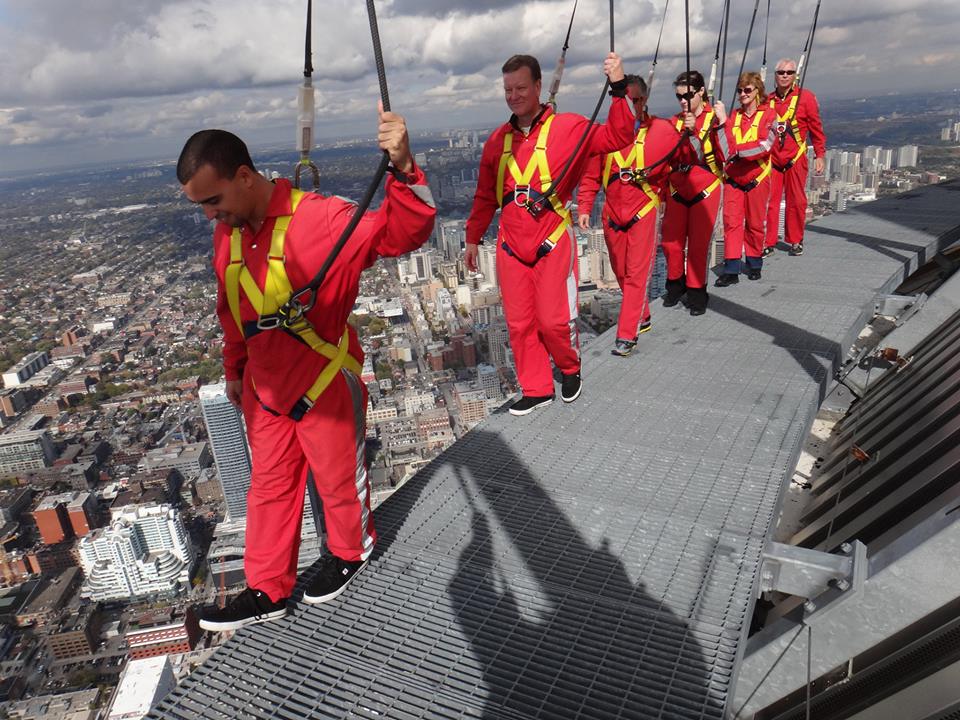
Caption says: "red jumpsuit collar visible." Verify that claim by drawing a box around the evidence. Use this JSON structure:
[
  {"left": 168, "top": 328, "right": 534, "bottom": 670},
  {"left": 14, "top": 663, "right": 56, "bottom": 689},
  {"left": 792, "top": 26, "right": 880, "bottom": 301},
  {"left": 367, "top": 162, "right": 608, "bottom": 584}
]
[{"left": 509, "top": 104, "right": 553, "bottom": 134}]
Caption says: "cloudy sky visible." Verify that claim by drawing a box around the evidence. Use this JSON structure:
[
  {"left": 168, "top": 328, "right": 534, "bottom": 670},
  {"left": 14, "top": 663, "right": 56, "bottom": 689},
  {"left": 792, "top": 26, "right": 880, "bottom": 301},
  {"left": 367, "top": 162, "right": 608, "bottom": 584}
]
[{"left": 0, "top": 0, "right": 956, "bottom": 174}]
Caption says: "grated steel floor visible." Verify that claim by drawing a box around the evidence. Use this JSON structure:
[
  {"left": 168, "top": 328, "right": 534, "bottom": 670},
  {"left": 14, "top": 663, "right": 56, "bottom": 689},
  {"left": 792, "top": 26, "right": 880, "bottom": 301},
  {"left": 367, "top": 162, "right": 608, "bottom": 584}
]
[{"left": 151, "top": 180, "right": 960, "bottom": 719}]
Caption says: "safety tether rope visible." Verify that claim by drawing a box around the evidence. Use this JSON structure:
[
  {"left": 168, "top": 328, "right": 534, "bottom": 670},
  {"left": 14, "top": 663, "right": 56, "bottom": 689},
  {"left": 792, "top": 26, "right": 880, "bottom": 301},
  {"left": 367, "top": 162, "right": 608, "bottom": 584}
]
[
  {"left": 277, "top": 0, "right": 393, "bottom": 328},
  {"left": 546, "top": 0, "right": 579, "bottom": 109},
  {"left": 526, "top": 0, "right": 616, "bottom": 218}
]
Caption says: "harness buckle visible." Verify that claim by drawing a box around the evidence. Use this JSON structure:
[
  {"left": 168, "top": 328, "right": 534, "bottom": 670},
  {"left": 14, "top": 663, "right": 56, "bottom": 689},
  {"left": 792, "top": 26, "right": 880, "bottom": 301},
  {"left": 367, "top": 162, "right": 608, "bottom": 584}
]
[
  {"left": 256, "top": 315, "right": 281, "bottom": 331},
  {"left": 275, "top": 288, "right": 314, "bottom": 329},
  {"left": 618, "top": 168, "right": 636, "bottom": 184},
  {"left": 776, "top": 121, "right": 787, "bottom": 136},
  {"left": 512, "top": 185, "right": 531, "bottom": 208}
]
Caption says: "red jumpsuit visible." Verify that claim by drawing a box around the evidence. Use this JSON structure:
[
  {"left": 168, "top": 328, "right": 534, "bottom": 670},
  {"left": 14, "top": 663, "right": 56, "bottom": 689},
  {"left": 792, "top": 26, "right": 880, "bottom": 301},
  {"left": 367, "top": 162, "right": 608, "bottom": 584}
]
[
  {"left": 466, "top": 101, "right": 634, "bottom": 397},
  {"left": 764, "top": 86, "right": 826, "bottom": 249},
  {"left": 661, "top": 107, "right": 725, "bottom": 290},
  {"left": 577, "top": 116, "right": 679, "bottom": 340},
  {"left": 212, "top": 175, "right": 435, "bottom": 603},
  {"left": 717, "top": 107, "right": 776, "bottom": 273}
]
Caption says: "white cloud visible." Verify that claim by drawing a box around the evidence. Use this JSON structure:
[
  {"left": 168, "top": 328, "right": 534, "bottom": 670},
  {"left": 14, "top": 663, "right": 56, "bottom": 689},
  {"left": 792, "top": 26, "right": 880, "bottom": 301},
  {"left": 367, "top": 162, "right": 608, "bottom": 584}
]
[{"left": 0, "top": 0, "right": 956, "bottom": 172}]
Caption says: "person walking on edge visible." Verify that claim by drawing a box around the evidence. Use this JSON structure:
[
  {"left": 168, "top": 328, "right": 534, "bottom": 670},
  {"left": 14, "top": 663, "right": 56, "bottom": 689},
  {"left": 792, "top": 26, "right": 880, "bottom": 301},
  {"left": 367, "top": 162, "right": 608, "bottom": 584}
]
[
  {"left": 179, "top": 106, "right": 436, "bottom": 632},
  {"left": 577, "top": 74, "right": 680, "bottom": 356},
  {"left": 661, "top": 70, "right": 726, "bottom": 316},
  {"left": 763, "top": 57, "right": 826, "bottom": 257},
  {"left": 714, "top": 71, "right": 775, "bottom": 286},
  {"left": 464, "top": 52, "right": 634, "bottom": 415}
]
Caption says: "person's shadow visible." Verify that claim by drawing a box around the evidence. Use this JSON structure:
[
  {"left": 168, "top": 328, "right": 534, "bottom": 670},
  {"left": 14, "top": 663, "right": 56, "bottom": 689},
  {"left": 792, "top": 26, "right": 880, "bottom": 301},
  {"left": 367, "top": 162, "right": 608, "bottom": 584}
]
[{"left": 434, "top": 430, "right": 725, "bottom": 719}]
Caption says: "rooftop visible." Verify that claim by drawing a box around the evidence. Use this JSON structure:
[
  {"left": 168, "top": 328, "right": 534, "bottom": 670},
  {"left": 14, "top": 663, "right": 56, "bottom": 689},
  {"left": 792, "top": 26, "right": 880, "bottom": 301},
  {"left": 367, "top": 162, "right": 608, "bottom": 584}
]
[{"left": 151, "top": 180, "right": 960, "bottom": 719}]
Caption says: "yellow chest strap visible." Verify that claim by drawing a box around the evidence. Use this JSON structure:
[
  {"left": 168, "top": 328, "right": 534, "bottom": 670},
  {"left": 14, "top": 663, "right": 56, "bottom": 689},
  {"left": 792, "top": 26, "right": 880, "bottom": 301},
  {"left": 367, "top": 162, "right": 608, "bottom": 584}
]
[
  {"left": 675, "top": 110, "right": 721, "bottom": 176},
  {"left": 771, "top": 93, "right": 808, "bottom": 162},
  {"left": 495, "top": 113, "right": 572, "bottom": 251},
  {"left": 732, "top": 109, "right": 765, "bottom": 144},
  {"left": 601, "top": 127, "right": 661, "bottom": 219},
  {"left": 223, "top": 189, "right": 361, "bottom": 387}
]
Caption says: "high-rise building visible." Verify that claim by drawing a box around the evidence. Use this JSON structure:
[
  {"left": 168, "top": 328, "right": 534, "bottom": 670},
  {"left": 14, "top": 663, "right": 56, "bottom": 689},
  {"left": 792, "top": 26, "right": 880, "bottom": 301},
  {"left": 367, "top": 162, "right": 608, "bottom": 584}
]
[
  {"left": 878, "top": 148, "right": 894, "bottom": 171},
  {"left": 486, "top": 319, "right": 512, "bottom": 369},
  {"left": 2, "top": 351, "right": 50, "bottom": 388},
  {"left": 477, "top": 364, "right": 502, "bottom": 400},
  {"left": 896, "top": 145, "right": 919, "bottom": 168},
  {"left": 78, "top": 504, "right": 193, "bottom": 601},
  {"left": 33, "top": 494, "right": 74, "bottom": 545},
  {"left": 477, "top": 243, "right": 497, "bottom": 287},
  {"left": 0, "top": 430, "right": 56, "bottom": 475},
  {"left": 199, "top": 383, "right": 252, "bottom": 523},
  {"left": 439, "top": 220, "right": 465, "bottom": 262}
]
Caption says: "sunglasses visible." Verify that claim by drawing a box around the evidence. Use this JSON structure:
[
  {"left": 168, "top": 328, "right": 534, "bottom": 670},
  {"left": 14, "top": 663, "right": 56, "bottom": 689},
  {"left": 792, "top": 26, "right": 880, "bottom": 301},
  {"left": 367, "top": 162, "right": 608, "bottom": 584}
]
[
  {"left": 737, "top": 87, "right": 756, "bottom": 95},
  {"left": 675, "top": 91, "right": 697, "bottom": 101},
  {"left": 776, "top": 69, "right": 797, "bottom": 76}
]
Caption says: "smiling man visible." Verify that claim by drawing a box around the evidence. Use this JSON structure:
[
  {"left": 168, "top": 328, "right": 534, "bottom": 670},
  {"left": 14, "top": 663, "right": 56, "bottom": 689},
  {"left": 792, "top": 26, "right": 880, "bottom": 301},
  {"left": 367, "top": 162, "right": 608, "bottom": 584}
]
[
  {"left": 764, "top": 58, "right": 827, "bottom": 257},
  {"left": 464, "top": 52, "right": 634, "bottom": 415},
  {"left": 178, "top": 107, "right": 435, "bottom": 632}
]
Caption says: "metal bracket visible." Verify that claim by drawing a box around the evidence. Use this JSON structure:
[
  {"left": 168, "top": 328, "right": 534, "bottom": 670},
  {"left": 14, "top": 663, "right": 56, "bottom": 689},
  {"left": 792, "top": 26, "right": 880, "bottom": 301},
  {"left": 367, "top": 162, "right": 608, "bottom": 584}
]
[
  {"left": 873, "top": 292, "right": 927, "bottom": 325},
  {"left": 759, "top": 540, "right": 867, "bottom": 621}
]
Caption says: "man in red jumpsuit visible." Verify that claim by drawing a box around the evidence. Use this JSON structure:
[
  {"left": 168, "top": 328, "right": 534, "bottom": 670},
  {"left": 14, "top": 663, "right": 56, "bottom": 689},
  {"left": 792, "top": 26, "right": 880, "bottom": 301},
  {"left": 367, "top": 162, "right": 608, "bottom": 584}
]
[
  {"left": 577, "top": 74, "right": 680, "bottom": 356},
  {"left": 464, "top": 53, "right": 634, "bottom": 415},
  {"left": 714, "top": 70, "right": 776, "bottom": 286},
  {"left": 661, "top": 70, "right": 725, "bottom": 316},
  {"left": 763, "top": 57, "right": 826, "bottom": 257},
  {"left": 179, "top": 108, "right": 436, "bottom": 632}
]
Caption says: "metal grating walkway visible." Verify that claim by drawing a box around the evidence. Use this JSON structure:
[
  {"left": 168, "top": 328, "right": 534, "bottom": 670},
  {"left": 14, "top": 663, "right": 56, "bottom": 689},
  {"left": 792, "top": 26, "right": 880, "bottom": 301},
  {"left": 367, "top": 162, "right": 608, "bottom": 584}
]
[{"left": 151, "top": 180, "right": 960, "bottom": 720}]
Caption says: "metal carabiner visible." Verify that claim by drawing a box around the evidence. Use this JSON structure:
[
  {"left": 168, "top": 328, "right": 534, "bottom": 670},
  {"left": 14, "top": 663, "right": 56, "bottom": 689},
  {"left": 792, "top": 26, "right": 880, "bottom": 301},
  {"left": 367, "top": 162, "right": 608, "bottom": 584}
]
[{"left": 294, "top": 159, "right": 321, "bottom": 191}]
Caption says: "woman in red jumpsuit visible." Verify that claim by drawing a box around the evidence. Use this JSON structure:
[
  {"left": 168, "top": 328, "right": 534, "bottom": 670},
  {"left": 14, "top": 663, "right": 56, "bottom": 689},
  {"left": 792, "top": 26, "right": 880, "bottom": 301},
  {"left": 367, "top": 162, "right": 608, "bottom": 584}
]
[
  {"left": 661, "top": 71, "right": 725, "bottom": 316},
  {"left": 715, "top": 71, "right": 776, "bottom": 286}
]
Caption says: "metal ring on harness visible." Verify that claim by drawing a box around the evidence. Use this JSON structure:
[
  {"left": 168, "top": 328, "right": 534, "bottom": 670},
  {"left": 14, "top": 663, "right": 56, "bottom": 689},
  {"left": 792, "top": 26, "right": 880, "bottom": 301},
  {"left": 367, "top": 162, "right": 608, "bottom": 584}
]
[
  {"left": 619, "top": 168, "right": 645, "bottom": 184},
  {"left": 501, "top": 187, "right": 551, "bottom": 219},
  {"left": 294, "top": 160, "right": 321, "bottom": 191}
]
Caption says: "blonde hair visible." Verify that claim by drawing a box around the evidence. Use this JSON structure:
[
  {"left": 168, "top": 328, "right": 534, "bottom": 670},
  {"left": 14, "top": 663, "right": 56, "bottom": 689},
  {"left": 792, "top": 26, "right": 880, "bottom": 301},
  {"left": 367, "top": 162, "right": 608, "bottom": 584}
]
[{"left": 737, "top": 71, "right": 766, "bottom": 104}]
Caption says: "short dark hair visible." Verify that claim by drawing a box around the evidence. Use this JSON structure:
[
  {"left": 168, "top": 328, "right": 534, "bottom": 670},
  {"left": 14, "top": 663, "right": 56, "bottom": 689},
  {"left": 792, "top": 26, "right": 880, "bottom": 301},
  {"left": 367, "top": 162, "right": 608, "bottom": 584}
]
[
  {"left": 176, "top": 129, "right": 256, "bottom": 184},
  {"left": 625, "top": 74, "right": 648, "bottom": 96},
  {"left": 501, "top": 55, "right": 542, "bottom": 83},
  {"left": 674, "top": 70, "right": 706, "bottom": 92}
]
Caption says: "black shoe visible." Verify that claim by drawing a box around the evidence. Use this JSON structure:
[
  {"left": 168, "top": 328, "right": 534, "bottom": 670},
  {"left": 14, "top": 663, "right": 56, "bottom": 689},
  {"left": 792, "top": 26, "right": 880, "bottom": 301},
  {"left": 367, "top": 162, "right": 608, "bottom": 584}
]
[
  {"left": 762, "top": 246, "right": 775, "bottom": 258},
  {"left": 747, "top": 268, "right": 762, "bottom": 281},
  {"left": 303, "top": 554, "right": 368, "bottom": 604},
  {"left": 611, "top": 338, "right": 637, "bottom": 357},
  {"left": 789, "top": 243, "right": 804, "bottom": 256},
  {"left": 637, "top": 319, "right": 652, "bottom": 335},
  {"left": 560, "top": 372, "right": 582, "bottom": 402},
  {"left": 662, "top": 275, "right": 686, "bottom": 307},
  {"left": 714, "top": 273, "right": 739, "bottom": 287},
  {"left": 509, "top": 394, "right": 554, "bottom": 416},
  {"left": 687, "top": 287, "right": 708, "bottom": 316},
  {"left": 198, "top": 588, "right": 287, "bottom": 632}
]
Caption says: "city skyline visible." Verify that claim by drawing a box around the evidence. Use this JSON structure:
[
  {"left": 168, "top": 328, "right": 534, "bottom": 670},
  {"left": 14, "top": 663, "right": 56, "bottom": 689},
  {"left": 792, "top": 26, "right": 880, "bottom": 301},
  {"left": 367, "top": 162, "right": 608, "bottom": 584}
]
[{"left": 1, "top": 0, "right": 957, "bottom": 173}]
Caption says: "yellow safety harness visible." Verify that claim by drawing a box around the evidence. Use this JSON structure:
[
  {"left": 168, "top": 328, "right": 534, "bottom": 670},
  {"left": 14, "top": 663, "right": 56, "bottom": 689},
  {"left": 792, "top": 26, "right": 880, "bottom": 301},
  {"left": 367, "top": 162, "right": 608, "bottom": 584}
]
[
  {"left": 224, "top": 188, "right": 362, "bottom": 418},
  {"left": 495, "top": 114, "right": 573, "bottom": 259},
  {"left": 670, "top": 111, "right": 723, "bottom": 204},
  {"left": 770, "top": 89, "right": 807, "bottom": 170},
  {"left": 601, "top": 127, "right": 661, "bottom": 222},
  {"left": 727, "top": 109, "right": 772, "bottom": 189}
]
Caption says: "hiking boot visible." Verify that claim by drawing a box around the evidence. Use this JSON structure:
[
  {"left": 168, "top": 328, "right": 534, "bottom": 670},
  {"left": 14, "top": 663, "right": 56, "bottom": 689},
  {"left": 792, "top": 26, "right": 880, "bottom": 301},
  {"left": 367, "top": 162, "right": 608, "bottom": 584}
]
[
  {"left": 762, "top": 246, "right": 775, "bottom": 258},
  {"left": 789, "top": 243, "right": 804, "bottom": 256},
  {"left": 662, "top": 275, "right": 686, "bottom": 307},
  {"left": 560, "top": 372, "right": 582, "bottom": 403},
  {"left": 637, "top": 319, "right": 652, "bottom": 335},
  {"left": 747, "top": 268, "right": 762, "bottom": 281},
  {"left": 509, "top": 394, "right": 554, "bottom": 416},
  {"left": 687, "top": 287, "right": 708, "bottom": 316},
  {"left": 611, "top": 338, "right": 637, "bottom": 357},
  {"left": 303, "top": 554, "right": 368, "bottom": 604},
  {"left": 198, "top": 588, "right": 287, "bottom": 632},
  {"left": 714, "top": 273, "right": 739, "bottom": 287}
]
